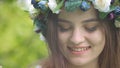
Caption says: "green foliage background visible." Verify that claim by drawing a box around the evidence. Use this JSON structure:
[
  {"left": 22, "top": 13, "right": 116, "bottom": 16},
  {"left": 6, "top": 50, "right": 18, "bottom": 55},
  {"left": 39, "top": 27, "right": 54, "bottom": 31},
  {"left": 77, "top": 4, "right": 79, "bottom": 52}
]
[{"left": 0, "top": 1, "right": 48, "bottom": 68}]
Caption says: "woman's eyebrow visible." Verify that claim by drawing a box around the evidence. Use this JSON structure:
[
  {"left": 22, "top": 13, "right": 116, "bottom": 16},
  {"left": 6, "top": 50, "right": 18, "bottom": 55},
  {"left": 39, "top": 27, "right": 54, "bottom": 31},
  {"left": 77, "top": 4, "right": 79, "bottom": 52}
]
[
  {"left": 58, "top": 18, "right": 99, "bottom": 24},
  {"left": 58, "top": 18, "right": 72, "bottom": 24},
  {"left": 82, "top": 18, "right": 99, "bottom": 23}
]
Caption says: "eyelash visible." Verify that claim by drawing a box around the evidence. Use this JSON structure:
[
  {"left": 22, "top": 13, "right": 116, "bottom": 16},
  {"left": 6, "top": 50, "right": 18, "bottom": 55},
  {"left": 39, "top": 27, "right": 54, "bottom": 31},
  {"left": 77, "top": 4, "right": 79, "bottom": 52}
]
[
  {"left": 85, "top": 26, "right": 98, "bottom": 32},
  {"left": 58, "top": 24, "right": 98, "bottom": 33},
  {"left": 59, "top": 27, "right": 72, "bottom": 32}
]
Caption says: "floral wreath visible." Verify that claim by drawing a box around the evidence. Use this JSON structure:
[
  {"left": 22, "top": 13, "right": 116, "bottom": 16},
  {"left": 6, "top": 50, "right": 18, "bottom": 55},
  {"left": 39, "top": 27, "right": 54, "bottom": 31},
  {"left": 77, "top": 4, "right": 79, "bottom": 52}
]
[{"left": 28, "top": 0, "right": 120, "bottom": 38}]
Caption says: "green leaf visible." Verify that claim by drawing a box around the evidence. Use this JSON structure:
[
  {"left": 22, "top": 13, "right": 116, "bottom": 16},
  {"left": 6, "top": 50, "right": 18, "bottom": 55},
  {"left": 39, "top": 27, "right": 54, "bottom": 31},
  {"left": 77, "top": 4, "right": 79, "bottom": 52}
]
[
  {"left": 53, "top": 0, "right": 64, "bottom": 13},
  {"left": 116, "top": 17, "right": 120, "bottom": 21},
  {"left": 65, "top": 0, "right": 82, "bottom": 12},
  {"left": 99, "top": 12, "right": 109, "bottom": 19}
]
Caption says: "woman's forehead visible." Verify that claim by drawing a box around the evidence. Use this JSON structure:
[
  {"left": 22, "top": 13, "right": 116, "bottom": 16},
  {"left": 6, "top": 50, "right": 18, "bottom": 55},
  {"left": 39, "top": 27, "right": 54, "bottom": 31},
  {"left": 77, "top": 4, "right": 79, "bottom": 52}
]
[
  {"left": 58, "top": 7, "right": 98, "bottom": 24},
  {"left": 59, "top": 7, "right": 97, "bottom": 19}
]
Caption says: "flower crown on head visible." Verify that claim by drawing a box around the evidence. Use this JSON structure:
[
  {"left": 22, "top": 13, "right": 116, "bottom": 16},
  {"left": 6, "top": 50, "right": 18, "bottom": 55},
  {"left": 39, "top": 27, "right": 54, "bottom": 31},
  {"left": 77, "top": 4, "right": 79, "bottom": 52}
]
[{"left": 30, "top": 0, "right": 120, "bottom": 35}]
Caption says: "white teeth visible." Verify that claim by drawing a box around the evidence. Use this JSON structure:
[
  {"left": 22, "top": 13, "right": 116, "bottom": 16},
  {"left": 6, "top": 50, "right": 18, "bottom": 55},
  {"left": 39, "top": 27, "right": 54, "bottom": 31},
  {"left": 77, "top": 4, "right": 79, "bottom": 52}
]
[{"left": 71, "top": 47, "right": 88, "bottom": 52}]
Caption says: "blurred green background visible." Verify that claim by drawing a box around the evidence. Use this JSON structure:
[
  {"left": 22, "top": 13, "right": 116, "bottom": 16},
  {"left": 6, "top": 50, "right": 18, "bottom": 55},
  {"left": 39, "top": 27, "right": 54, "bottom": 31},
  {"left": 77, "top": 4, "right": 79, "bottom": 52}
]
[{"left": 0, "top": 0, "right": 48, "bottom": 68}]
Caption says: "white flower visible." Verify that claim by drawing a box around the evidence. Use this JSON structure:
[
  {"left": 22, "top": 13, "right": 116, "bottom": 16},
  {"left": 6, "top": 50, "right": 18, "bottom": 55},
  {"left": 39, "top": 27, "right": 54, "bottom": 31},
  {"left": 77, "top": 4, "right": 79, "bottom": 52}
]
[
  {"left": 115, "top": 20, "right": 120, "bottom": 28},
  {"left": 92, "top": 0, "right": 111, "bottom": 12},
  {"left": 17, "top": 0, "right": 37, "bottom": 19},
  {"left": 17, "top": 0, "right": 33, "bottom": 12},
  {"left": 48, "top": 0, "right": 60, "bottom": 14},
  {"left": 39, "top": 33, "right": 46, "bottom": 41}
]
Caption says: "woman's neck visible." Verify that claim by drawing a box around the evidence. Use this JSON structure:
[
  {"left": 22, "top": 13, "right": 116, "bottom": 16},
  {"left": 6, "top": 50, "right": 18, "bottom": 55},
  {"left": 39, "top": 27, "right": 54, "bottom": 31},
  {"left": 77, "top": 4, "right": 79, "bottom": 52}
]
[{"left": 68, "top": 59, "right": 99, "bottom": 68}]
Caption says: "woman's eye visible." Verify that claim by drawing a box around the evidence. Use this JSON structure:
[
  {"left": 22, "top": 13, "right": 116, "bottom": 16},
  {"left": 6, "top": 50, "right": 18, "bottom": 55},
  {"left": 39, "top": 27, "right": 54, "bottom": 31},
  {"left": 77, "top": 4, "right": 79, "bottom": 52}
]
[
  {"left": 85, "top": 26, "right": 98, "bottom": 32},
  {"left": 59, "top": 27, "right": 71, "bottom": 32},
  {"left": 57, "top": 23, "right": 72, "bottom": 32}
]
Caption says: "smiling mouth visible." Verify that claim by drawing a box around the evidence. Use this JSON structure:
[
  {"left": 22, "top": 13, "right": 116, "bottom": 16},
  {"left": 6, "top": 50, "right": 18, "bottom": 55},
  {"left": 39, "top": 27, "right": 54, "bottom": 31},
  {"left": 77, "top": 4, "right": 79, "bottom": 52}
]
[{"left": 67, "top": 46, "right": 91, "bottom": 55}]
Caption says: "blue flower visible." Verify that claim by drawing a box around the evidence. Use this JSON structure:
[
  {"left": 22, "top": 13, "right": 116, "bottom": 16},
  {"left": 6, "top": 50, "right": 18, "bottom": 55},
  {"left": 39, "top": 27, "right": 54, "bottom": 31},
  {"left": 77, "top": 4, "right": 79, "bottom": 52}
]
[
  {"left": 111, "top": 0, "right": 114, "bottom": 4},
  {"left": 38, "top": 1, "right": 48, "bottom": 12},
  {"left": 31, "top": 0, "right": 37, "bottom": 4},
  {"left": 31, "top": 0, "right": 39, "bottom": 8},
  {"left": 79, "top": 1, "right": 90, "bottom": 11},
  {"left": 114, "top": 6, "right": 120, "bottom": 16}
]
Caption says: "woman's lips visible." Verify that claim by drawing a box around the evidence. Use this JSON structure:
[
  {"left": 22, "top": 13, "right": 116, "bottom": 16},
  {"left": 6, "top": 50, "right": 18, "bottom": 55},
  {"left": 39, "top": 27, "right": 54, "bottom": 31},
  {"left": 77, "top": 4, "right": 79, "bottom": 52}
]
[{"left": 68, "top": 46, "right": 91, "bottom": 55}]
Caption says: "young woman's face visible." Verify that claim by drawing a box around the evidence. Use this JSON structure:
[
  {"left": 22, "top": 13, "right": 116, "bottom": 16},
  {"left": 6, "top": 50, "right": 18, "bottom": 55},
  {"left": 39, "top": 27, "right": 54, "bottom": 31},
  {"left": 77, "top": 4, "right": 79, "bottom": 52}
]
[{"left": 57, "top": 8, "right": 105, "bottom": 67}]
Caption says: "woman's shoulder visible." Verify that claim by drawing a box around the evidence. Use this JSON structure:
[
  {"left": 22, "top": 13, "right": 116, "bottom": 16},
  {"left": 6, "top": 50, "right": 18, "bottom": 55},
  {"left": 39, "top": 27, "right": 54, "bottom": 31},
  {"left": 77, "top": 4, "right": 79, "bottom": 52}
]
[
  {"left": 28, "top": 63, "right": 42, "bottom": 68},
  {"left": 28, "top": 58, "right": 51, "bottom": 68},
  {"left": 33, "top": 65, "right": 42, "bottom": 68},
  {"left": 28, "top": 60, "right": 43, "bottom": 68},
  {"left": 28, "top": 64, "right": 42, "bottom": 68}
]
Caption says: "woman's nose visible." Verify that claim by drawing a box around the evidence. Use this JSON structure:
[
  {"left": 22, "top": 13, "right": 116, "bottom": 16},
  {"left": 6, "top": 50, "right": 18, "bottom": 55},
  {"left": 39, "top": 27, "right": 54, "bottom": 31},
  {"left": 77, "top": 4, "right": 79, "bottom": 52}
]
[{"left": 70, "top": 29, "right": 85, "bottom": 45}]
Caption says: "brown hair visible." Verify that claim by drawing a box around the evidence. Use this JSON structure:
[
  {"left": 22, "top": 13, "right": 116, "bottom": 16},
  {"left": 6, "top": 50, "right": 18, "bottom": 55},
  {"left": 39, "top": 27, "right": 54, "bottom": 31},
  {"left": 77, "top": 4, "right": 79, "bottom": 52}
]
[
  {"left": 40, "top": 12, "right": 120, "bottom": 68},
  {"left": 43, "top": 12, "right": 67, "bottom": 68},
  {"left": 98, "top": 19, "right": 120, "bottom": 68}
]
